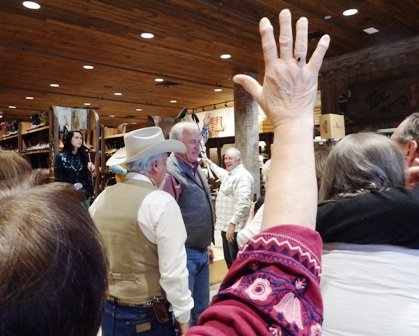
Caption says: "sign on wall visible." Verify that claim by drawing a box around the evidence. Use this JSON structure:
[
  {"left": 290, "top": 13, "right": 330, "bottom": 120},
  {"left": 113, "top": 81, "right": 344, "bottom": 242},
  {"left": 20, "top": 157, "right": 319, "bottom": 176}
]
[{"left": 344, "top": 76, "right": 418, "bottom": 123}]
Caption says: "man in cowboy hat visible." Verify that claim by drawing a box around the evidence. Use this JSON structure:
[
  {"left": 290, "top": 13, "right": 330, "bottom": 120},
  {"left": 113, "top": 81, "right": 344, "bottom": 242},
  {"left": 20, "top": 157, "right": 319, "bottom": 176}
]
[{"left": 90, "top": 127, "right": 193, "bottom": 336}]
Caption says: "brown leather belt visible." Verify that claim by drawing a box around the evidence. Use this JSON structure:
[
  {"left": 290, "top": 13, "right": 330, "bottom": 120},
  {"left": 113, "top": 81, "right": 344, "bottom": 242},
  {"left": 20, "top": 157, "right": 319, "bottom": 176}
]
[{"left": 107, "top": 296, "right": 165, "bottom": 308}]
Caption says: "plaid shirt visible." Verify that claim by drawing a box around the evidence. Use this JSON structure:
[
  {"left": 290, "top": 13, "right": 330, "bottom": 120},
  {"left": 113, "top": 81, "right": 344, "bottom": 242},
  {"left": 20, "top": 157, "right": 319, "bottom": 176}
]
[{"left": 210, "top": 163, "right": 254, "bottom": 231}]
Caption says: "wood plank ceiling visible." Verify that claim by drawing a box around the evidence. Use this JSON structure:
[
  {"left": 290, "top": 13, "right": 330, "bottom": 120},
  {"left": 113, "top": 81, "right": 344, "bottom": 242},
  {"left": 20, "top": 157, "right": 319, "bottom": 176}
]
[{"left": 0, "top": 0, "right": 418, "bottom": 128}]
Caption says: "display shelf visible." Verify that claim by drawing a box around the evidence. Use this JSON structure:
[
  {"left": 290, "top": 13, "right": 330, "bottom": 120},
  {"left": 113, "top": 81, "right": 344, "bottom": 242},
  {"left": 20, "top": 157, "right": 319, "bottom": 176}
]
[{"left": 0, "top": 132, "right": 19, "bottom": 151}]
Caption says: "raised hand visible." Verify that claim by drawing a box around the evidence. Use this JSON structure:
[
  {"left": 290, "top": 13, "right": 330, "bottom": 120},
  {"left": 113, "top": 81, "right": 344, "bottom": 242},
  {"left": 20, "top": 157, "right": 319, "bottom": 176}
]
[{"left": 233, "top": 9, "right": 329, "bottom": 129}]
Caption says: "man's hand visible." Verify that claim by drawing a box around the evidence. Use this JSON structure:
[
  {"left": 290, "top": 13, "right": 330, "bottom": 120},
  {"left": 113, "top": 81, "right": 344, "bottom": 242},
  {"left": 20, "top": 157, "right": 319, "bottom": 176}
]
[
  {"left": 226, "top": 223, "right": 236, "bottom": 242},
  {"left": 407, "top": 158, "right": 419, "bottom": 189},
  {"left": 178, "top": 321, "right": 189, "bottom": 335},
  {"left": 207, "top": 246, "right": 214, "bottom": 264},
  {"left": 203, "top": 112, "right": 211, "bottom": 127}
]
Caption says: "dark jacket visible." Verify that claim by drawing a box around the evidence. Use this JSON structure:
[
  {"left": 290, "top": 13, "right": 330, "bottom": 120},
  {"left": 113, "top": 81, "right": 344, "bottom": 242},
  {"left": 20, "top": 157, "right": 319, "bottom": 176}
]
[{"left": 316, "top": 186, "right": 419, "bottom": 248}]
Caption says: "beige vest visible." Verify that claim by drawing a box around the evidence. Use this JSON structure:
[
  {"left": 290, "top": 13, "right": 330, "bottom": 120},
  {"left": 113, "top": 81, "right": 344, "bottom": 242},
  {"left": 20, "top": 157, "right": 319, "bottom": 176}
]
[{"left": 93, "top": 179, "right": 162, "bottom": 304}]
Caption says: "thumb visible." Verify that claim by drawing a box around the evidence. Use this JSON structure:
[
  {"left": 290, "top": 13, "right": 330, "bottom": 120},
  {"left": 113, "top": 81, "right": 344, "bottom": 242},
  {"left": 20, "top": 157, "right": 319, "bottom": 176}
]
[{"left": 233, "top": 74, "right": 263, "bottom": 102}]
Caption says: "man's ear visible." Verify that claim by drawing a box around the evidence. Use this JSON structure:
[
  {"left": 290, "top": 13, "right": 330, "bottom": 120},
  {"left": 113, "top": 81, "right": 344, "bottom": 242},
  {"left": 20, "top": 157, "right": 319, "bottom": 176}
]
[{"left": 406, "top": 140, "right": 418, "bottom": 165}]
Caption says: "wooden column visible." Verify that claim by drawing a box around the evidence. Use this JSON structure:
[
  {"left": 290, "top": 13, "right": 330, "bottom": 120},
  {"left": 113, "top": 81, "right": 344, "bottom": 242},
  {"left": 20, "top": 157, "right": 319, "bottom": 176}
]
[{"left": 234, "top": 72, "right": 260, "bottom": 197}]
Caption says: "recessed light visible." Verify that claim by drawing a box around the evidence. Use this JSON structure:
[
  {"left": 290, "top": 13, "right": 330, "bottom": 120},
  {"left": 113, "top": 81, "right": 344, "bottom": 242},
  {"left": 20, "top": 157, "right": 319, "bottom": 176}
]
[
  {"left": 141, "top": 33, "right": 154, "bottom": 39},
  {"left": 23, "top": 1, "right": 40, "bottom": 9},
  {"left": 9, "top": 106, "right": 16, "bottom": 109},
  {"left": 154, "top": 78, "right": 164, "bottom": 82},
  {"left": 220, "top": 54, "right": 231, "bottom": 59},
  {"left": 343, "top": 9, "right": 358, "bottom": 16},
  {"left": 109, "top": 114, "right": 115, "bottom": 118},
  {"left": 214, "top": 88, "right": 223, "bottom": 92},
  {"left": 363, "top": 27, "right": 379, "bottom": 34},
  {"left": 114, "top": 92, "right": 122, "bottom": 96},
  {"left": 324, "top": 15, "right": 332, "bottom": 20},
  {"left": 170, "top": 100, "right": 177, "bottom": 103},
  {"left": 83, "top": 65, "right": 94, "bottom": 70},
  {"left": 25, "top": 96, "right": 34, "bottom": 100},
  {"left": 136, "top": 108, "right": 142, "bottom": 112},
  {"left": 50, "top": 83, "right": 60, "bottom": 87},
  {"left": 84, "top": 103, "right": 91, "bottom": 106}
]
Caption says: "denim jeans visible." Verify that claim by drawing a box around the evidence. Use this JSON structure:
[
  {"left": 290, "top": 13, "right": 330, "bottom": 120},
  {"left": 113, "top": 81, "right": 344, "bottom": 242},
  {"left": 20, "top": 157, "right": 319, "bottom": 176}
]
[
  {"left": 101, "top": 301, "right": 176, "bottom": 336},
  {"left": 186, "top": 247, "right": 210, "bottom": 326},
  {"left": 221, "top": 231, "right": 239, "bottom": 268}
]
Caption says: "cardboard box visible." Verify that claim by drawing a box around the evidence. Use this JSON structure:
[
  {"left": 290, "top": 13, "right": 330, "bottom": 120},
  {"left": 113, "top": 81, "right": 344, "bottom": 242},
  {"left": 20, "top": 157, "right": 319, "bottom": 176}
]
[{"left": 320, "top": 114, "right": 345, "bottom": 140}]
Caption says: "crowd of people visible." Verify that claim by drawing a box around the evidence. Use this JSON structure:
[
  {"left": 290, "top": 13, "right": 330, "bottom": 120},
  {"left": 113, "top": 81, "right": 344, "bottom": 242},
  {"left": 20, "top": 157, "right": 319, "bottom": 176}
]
[{"left": 0, "top": 7, "right": 418, "bottom": 336}]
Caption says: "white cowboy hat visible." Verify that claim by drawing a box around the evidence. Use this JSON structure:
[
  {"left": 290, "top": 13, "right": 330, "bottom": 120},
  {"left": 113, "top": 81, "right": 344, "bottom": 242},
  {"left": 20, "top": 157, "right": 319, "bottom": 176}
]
[{"left": 106, "top": 127, "right": 185, "bottom": 166}]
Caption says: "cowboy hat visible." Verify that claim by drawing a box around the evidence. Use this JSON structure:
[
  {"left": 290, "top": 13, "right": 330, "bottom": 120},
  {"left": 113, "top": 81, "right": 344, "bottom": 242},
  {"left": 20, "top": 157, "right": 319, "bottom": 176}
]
[{"left": 106, "top": 127, "right": 185, "bottom": 166}]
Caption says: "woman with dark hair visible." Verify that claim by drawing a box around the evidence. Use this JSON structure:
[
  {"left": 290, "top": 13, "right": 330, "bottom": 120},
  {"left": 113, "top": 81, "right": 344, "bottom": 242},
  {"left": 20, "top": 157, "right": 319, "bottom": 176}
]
[{"left": 54, "top": 130, "right": 95, "bottom": 201}]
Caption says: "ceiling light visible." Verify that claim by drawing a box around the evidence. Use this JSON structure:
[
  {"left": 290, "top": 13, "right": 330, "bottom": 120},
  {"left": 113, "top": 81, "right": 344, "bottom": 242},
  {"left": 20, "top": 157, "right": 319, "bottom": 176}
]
[
  {"left": 170, "top": 100, "right": 177, "bottom": 103},
  {"left": 136, "top": 108, "right": 142, "bottom": 112},
  {"left": 9, "top": 106, "right": 16, "bottom": 109},
  {"left": 23, "top": 1, "right": 40, "bottom": 9},
  {"left": 364, "top": 27, "right": 379, "bottom": 34},
  {"left": 83, "top": 65, "right": 94, "bottom": 70},
  {"left": 214, "top": 88, "right": 223, "bottom": 92},
  {"left": 141, "top": 33, "right": 154, "bottom": 39},
  {"left": 109, "top": 114, "right": 115, "bottom": 118},
  {"left": 25, "top": 96, "right": 34, "bottom": 100},
  {"left": 343, "top": 9, "right": 358, "bottom": 16},
  {"left": 324, "top": 15, "right": 332, "bottom": 20},
  {"left": 114, "top": 92, "right": 122, "bottom": 96},
  {"left": 131, "top": 122, "right": 137, "bottom": 125},
  {"left": 50, "top": 83, "right": 60, "bottom": 87},
  {"left": 154, "top": 78, "right": 164, "bottom": 82},
  {"left": 84, "top": 103, "right": 91, "bottom": 106},
  {"left": 220, "top": 54, "right": 231, "bottom": 59}
]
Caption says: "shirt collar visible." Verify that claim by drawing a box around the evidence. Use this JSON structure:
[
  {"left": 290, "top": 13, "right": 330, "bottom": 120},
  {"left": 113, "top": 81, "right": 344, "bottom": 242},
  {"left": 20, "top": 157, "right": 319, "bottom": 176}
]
[{"left": 228, "top": 163, "right": 242, "bottom": 175}]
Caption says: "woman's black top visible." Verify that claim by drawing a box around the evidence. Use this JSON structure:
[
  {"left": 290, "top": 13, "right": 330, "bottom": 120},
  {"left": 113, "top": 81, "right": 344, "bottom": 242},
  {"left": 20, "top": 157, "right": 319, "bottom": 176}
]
[
  {"left": 54, "top": 150, "right": 93, "bottom": 198},
  {"left": 316, "top": 186, "right": 419, "bottom": 248}
]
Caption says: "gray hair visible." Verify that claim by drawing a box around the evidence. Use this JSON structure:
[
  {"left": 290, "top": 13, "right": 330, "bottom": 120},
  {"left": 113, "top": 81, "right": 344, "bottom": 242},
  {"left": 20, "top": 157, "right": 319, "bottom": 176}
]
[
  {"left": 124, "top": 153, "right": 166, "bottom": 175},
  {"left": 319, "top": 132, "right": 407, "bottom": 201},
  {"left": 169, "top": 122, "right": 200, "bottom": 141},
  {"left": 225, "top": 147, "right": 241, "bottom": 161},
  {"left": 398, "top": 112, "right": 419, "bottom": 143}
]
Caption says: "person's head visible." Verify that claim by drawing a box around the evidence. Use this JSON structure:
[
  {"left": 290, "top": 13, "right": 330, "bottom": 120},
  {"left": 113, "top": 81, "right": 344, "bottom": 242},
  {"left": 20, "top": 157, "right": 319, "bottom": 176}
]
[
  {"left": 170, "top": 122, "right": 201, "bottom": 163},
  {"left": 319, "top": 132, "right": 407, "bottom": 201},
  {"left": 0, "top": 150, "right": 32, "bottom": 182},
  {"left": 125, "top": 153, "right": 168, "bottom": 187},
  {"left": 63, "top": 130, "right": 83, "bottom": 153},
  {"left": 107, "top": 127, "right": 185, "bottom": 183},
  {"left": 0, "top": 182, "right": 108, "bottom": 336},
  {"left": 223, "top": 148, "right": 242, "bottom": 172},
  {"left": 390, "top": 112, "right": 419, "bottom": 166}
]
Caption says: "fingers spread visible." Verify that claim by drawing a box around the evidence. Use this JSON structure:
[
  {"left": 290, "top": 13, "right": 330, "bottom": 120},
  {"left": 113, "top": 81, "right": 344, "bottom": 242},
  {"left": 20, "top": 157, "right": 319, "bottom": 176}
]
[
  {"left": 294, "top": 17, "right": 308, "bottom": 65},
  {"left": 259, "top": 17, "right": 278, "bottom": 67},
  {"left": 279, "top": 9, "right": 293, "bottom": 60},
  {"left": 308, "top": 34, "right": 330, "bottom": 72},
  {"left": 233, "top": 74, "right": 263, "bottom": 102}
]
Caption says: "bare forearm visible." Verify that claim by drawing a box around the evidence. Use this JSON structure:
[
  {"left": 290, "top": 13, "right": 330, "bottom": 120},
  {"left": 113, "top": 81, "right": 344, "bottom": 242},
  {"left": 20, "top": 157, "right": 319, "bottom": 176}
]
[{"left": 263, "top": 119, "right": 317, "bottom": 230}]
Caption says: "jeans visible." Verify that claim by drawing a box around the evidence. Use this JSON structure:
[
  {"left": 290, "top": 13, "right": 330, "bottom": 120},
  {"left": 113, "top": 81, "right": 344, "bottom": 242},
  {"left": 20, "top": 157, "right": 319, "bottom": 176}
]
[
  {"left": 221, "top": 231, "right": 239, "bottom": 268},
  {"left": 101, "top": 301, "right": 176, "bottom": 336},
  {"left": 186, "top": 247, "right": 210, "bottom": 326}
]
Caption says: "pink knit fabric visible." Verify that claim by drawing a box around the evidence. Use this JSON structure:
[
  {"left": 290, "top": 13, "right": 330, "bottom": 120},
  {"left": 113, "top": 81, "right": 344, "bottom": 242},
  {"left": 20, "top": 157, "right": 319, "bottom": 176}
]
[{"left": 187, "top": 225, "right": 323, "bottom": 336}]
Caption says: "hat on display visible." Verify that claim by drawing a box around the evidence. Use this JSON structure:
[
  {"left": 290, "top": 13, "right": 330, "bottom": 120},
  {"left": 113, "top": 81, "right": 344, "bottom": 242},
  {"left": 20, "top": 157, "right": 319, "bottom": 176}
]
[{"left": 106, "top": 127, "right": 186, "bottom": 166}]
